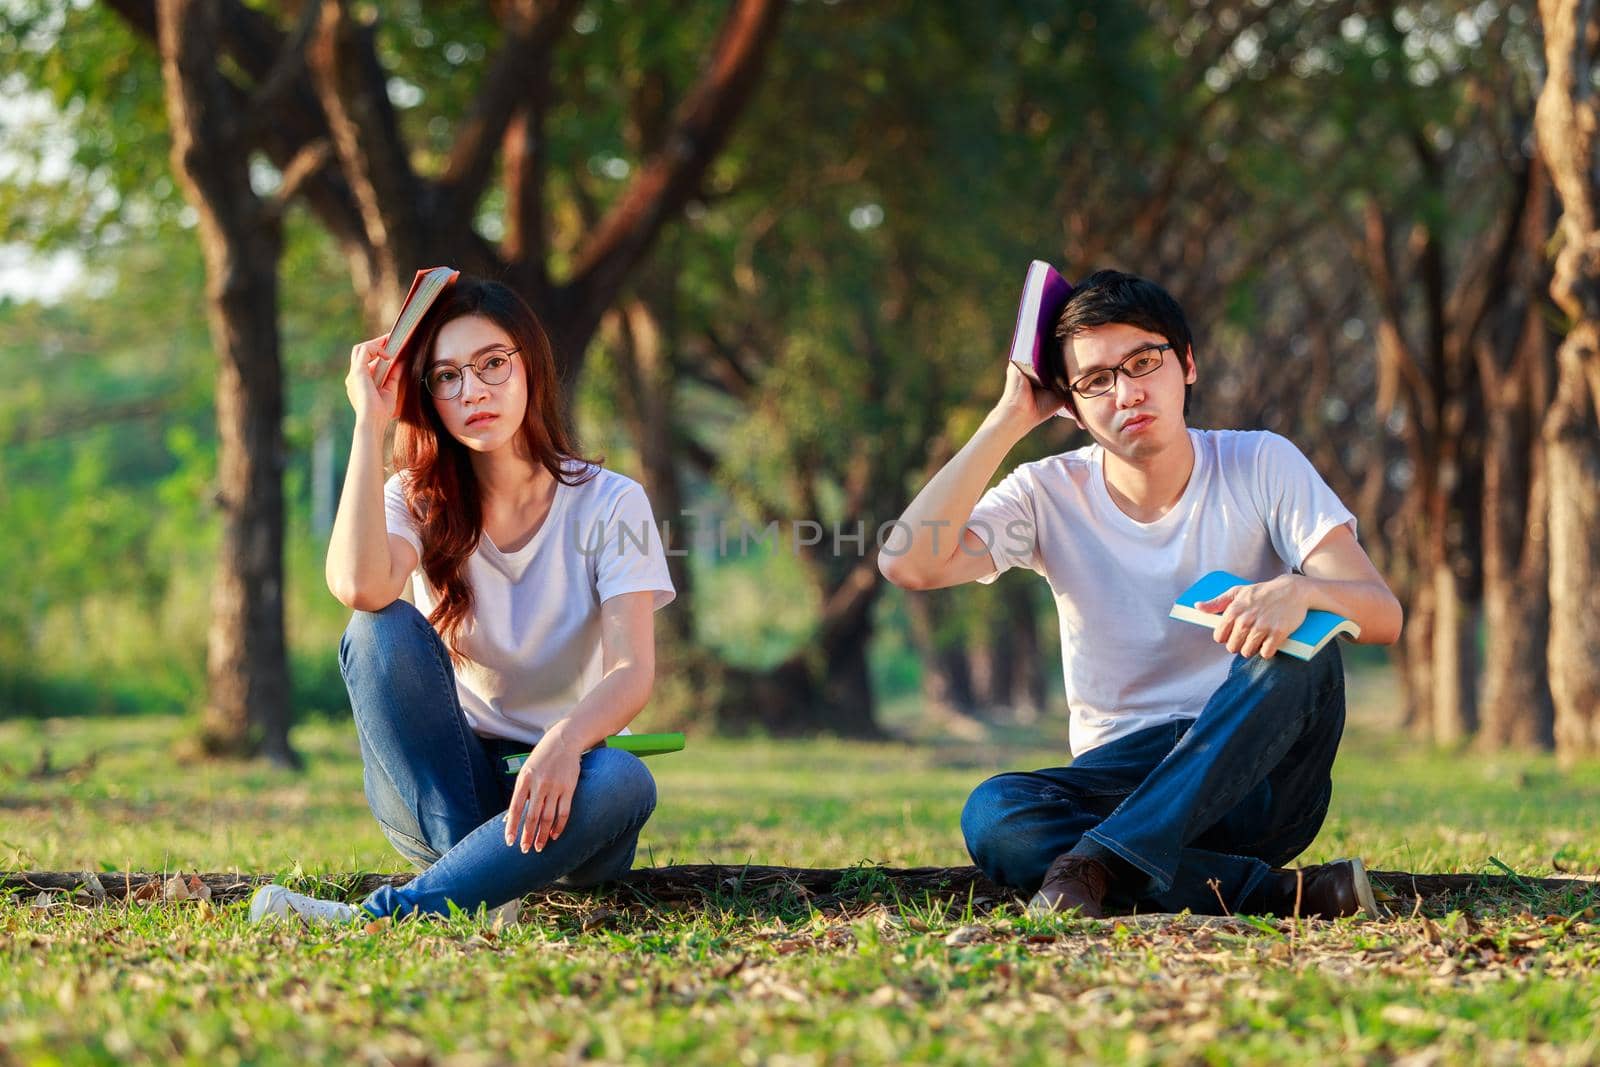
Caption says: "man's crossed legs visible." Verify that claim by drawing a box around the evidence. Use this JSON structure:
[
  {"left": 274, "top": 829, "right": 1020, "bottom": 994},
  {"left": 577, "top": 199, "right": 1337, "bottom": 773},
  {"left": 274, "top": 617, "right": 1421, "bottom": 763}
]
[{"left": 962, "top": 645, "right": 1378, "bottom": 918}]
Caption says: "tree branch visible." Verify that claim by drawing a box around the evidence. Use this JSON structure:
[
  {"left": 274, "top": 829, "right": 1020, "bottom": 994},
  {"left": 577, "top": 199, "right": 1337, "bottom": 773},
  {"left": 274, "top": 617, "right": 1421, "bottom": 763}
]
[
  {"left": 438, "top": 0, "right": 580, "bottom": 233},
  {"left": 564, "top": 0, "right": 783, "bottom": 337},
  {"left": 306, "top": 0, "right": 424, "bottom": 289}
]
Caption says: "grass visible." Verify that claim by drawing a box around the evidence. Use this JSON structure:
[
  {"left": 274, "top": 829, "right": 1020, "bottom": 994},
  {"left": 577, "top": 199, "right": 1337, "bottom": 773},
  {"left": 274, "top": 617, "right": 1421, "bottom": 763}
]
[{"left": 3, "top": 666, "right": 1600, "bottom": 1065}]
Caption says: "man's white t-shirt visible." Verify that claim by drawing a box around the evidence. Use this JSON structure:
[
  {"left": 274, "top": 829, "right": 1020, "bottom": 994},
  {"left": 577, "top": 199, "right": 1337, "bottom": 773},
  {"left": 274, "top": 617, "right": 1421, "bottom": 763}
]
[
  {"left": 968, "top": 429, "right": 1355, "bottom": 757},
  {"left": 384, "top": 465, "right": 675, "bottom": 747}
]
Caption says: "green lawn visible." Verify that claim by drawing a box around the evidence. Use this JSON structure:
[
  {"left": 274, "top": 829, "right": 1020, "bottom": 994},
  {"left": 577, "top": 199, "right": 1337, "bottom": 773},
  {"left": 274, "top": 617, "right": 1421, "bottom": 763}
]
[{"left": 3, "top": 667, "right": 1600, "bottom": 1065}]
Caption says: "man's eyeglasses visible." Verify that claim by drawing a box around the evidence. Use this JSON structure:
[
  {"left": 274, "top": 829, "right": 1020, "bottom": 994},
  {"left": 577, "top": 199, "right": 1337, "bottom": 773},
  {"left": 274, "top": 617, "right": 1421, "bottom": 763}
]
[
  {"left": 1067, "top": 343, "right": 1173, "bottom": 399},
  {"left": 423, "top": 347, "right": 520, "bottom": 400}
]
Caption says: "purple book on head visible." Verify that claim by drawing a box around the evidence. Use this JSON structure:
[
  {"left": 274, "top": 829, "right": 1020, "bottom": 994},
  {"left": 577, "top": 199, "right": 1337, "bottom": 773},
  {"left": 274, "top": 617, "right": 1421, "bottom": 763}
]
[{"left": 1006, "top": 260, "right": 1075, "bottom": 420}]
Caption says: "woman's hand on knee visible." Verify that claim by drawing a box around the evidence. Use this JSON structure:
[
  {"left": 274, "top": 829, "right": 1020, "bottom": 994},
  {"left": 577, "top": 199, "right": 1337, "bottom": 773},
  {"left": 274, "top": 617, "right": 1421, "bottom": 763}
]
[{"left": 505, "top": 727, "right": 581, "bottom": 854}]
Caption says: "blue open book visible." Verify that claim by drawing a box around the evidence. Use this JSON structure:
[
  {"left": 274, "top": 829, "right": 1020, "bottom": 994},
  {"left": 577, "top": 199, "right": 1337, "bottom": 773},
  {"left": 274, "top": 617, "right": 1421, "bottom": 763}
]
[{"left": 1169, "top": 571, "right": 1360, "bottom": 661}]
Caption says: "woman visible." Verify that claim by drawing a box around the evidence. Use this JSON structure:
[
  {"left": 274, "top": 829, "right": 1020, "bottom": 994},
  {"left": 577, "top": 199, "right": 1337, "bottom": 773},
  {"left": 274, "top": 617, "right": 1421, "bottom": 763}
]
[{"left": 251, "top": 275, "right": 674, "bottom": 923}]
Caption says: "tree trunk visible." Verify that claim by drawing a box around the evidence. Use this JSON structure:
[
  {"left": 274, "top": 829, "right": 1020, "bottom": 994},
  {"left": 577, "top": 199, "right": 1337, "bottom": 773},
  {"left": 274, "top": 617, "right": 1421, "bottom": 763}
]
[
  {"left": 714, "top": 572, "right": 885, "bottom": 738},
  {"left": 200, "top": 239, "right": 295, "bottom": 766},
  {"left": 904, "top": 593, "right": 978, "bottom": 716},
  {"left": 1543, "top": 329, "right": 1600, "bottom": 760},
  {"left": 614, "top": 297, "right": 695, "bottom": 651},
  {"left": 158, "top": 0, "right": 297, "bottom": 766},
  {"left": 1478, "top": 400, "right": 1554, "bottom": 747},
  {"left": 1533, "top": 0, "right": 1600, "bottom": 763},
  {"left": 972, "top": 578, "right": 1047, "bottom": 722},
  {"left": 1477, "top": 181, "right": 1556, "bottom": 750},
  {"left": 1398, "top": 572, "right": 1435, "bottom": 738},
  {"left": 1428, "top": 560, "right": 1478, "bottom": 746},
  {"left": 1001, "top": 578, "right": 1047, "bottom": 716}
]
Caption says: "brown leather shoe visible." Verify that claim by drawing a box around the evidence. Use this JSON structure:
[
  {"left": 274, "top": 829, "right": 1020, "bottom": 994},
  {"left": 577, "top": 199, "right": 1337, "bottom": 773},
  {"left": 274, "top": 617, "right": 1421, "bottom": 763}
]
[
  {"left": 1246, "top": 858, "right": 1379, "bottom": 919},
  {"left": 1027, "top": 854, "right": 1111, "bottom": 917}
]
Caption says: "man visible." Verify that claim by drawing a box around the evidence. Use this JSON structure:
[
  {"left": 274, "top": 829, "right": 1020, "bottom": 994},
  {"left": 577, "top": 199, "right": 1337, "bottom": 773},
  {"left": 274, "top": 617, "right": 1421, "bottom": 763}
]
[{"left": 880, "top": 270, "right": 1402, "bottom": 918}]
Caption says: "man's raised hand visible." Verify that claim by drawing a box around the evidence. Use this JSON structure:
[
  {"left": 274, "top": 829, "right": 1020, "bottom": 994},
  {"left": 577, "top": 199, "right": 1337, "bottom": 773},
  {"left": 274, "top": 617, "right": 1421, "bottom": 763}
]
[{"left": 991, "top": 362, "right": 1067, "bottom": 434}]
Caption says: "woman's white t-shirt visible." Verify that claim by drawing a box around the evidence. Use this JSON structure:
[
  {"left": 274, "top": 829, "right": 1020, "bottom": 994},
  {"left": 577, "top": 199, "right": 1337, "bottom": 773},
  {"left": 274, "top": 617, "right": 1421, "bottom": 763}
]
[
  {"left": 384, "top": 464, "right": 675, "bottom": 746},
  {"left": 968, "top": 429, "right": 1356, "bottom": 757}
]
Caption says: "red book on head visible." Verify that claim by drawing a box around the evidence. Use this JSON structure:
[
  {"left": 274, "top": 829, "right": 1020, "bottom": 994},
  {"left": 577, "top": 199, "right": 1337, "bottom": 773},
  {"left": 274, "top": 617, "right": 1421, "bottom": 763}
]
[
  {"left": 376, "top": 266, "right": 460, "bottom": 390},
  {"left": 1006, "top": 259, "right": 1076, "bottom": 421}
]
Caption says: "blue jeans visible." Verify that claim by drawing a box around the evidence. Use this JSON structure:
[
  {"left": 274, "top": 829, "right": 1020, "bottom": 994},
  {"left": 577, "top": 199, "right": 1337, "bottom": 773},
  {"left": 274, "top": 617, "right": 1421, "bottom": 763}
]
[
  {"left": 962, "top": 646, "right": 1346, "bottom": 914},
  {"left": 339, "top": 601, "right": 657, "bottom": 919}
]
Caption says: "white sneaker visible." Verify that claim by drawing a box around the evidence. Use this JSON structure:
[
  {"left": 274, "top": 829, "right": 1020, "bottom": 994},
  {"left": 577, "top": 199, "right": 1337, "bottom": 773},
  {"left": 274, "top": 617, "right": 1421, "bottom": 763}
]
[{"left": 249, "top": 883, "right": 360, "bottom": 926}]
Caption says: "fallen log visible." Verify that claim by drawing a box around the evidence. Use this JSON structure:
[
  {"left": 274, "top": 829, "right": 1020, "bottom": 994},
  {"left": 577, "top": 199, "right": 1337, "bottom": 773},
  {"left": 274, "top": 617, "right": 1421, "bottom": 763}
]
[{"left": 3, "top": 865, "right": 1596, "bottom": 911}]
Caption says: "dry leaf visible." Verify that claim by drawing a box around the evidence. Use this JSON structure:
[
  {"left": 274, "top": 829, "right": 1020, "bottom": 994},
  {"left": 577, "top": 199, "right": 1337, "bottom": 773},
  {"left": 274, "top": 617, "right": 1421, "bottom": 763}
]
[
  {"left": 581, "top": 908, "right": 620, "bottom": 932},
  {"left": 185, "top": 875, "right": 211, "bottom": 903},
  {"left": 944, "top": 924, "right": 987, "bottom": 946},
  {"left": 712, "top": 956, "right": 748, "bottom": 981},
  {"left": 130, "top": 881, "right": 160, "bottom": 904},
  {"left": 80, "top": 872, "right": 107, "bottom": 904},
  {"left": 162, "top": 875, "right": 190, "bottom": 902},
  {"left": 1381, "top": 1004, "right": 1449, "bottom": 1030},
  {"left": 489, "top": 897, "right": 520, "bottom": 931},
  {"left": 867, "top": 985, "right": 902, "bottom": 1008}
]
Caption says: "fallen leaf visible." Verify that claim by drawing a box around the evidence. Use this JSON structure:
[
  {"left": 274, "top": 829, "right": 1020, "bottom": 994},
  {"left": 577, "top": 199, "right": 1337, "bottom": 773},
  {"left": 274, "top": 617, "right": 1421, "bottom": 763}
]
[
  {"left": 944, "top": 924, "right": 987, "bottom": 946},
  {"left": 490, "top": 897, "right": 520, "bottom": 931},
  {"left": 1381, "top": 1004, "right": 1450, "bottom": 1030},
  {"left": 581, "top": 908, "right": 620, "bottom": 932},
  {"left": 162, "top": 875, "right": 190, "bottom": 902},
  {"left": 80, "top": 872, "right": 107, "bottom": 904},
  {"left": 130, "top": 881, "right": 160, "bottom": 904},
  {"left": 712, "top": 956, "right": 748, "bottom": 980}
]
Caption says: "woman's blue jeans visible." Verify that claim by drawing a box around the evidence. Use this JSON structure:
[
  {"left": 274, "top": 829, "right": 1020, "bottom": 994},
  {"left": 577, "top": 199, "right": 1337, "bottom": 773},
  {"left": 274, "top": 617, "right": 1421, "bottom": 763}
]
[
  {"left": 962, "top": 646, "right": 1347, "bottom": 914},
  {"left": 338, "top": 601, "right": 657, "bottom": 919}
]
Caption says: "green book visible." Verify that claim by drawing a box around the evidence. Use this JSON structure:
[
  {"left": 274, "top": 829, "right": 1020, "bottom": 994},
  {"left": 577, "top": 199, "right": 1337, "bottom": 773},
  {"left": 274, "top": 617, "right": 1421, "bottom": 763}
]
[{"left": 500, "top": 732, "right": 686, "bottom": 774}]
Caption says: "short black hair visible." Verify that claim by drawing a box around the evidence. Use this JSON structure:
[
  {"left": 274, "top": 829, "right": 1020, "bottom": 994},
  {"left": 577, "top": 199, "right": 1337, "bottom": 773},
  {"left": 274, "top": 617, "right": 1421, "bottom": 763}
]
[{"left": 1050, "top": 269, "right": 1194, "bottom": 416}]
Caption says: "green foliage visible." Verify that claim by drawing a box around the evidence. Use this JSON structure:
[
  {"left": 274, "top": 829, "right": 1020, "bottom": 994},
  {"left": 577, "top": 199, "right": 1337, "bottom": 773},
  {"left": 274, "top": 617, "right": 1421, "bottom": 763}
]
[{"left": 0, "top": 205, "right": 361, "bottom": 718}]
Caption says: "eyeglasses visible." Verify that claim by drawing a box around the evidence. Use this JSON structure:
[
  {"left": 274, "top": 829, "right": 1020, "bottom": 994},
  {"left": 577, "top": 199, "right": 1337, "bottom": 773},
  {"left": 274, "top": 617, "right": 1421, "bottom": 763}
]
[
  {"left": 423, "top": 347, "right": 520, "bottom": 400},
  {"left": 1067, "top": 343, "right": 1173, "bottom": 399}
]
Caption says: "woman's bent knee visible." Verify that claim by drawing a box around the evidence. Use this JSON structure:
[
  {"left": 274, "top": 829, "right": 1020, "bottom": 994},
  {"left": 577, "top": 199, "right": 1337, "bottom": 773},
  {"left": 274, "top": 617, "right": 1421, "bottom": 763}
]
[
  {"left": 580, "top": 747, "right": 657, "bottom": 826},
  {"left": 340, "top": 600, "right": 430, "bottom": 667}
]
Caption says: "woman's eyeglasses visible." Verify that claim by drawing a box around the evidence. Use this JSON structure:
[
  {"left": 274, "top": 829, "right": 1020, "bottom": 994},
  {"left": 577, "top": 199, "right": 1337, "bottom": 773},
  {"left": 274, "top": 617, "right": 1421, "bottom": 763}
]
[{"left": 423, "top": 347, "right": 520, "bottom": 400}]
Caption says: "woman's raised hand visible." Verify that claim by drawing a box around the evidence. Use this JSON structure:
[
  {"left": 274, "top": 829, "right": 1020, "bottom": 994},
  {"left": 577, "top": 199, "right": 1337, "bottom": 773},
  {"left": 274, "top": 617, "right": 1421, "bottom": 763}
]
[{"left": 345, "top": 334, "right": 399, "bottom": 429}]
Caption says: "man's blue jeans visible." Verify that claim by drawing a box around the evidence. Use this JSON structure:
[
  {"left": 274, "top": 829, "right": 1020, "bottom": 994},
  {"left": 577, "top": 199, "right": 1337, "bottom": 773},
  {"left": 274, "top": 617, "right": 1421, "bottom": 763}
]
[
  {"left": 339, "top": 601, "right": 657, "bottom": 919},
  {"left": 962, "top": 646, "right": 1346, "bottom": 914}
]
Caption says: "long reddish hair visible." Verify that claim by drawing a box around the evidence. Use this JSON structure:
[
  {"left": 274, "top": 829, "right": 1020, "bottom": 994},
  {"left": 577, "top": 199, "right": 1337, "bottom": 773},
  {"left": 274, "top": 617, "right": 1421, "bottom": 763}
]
[{"left": 391, "top": 276, "right": 598, "bottom": 660}]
